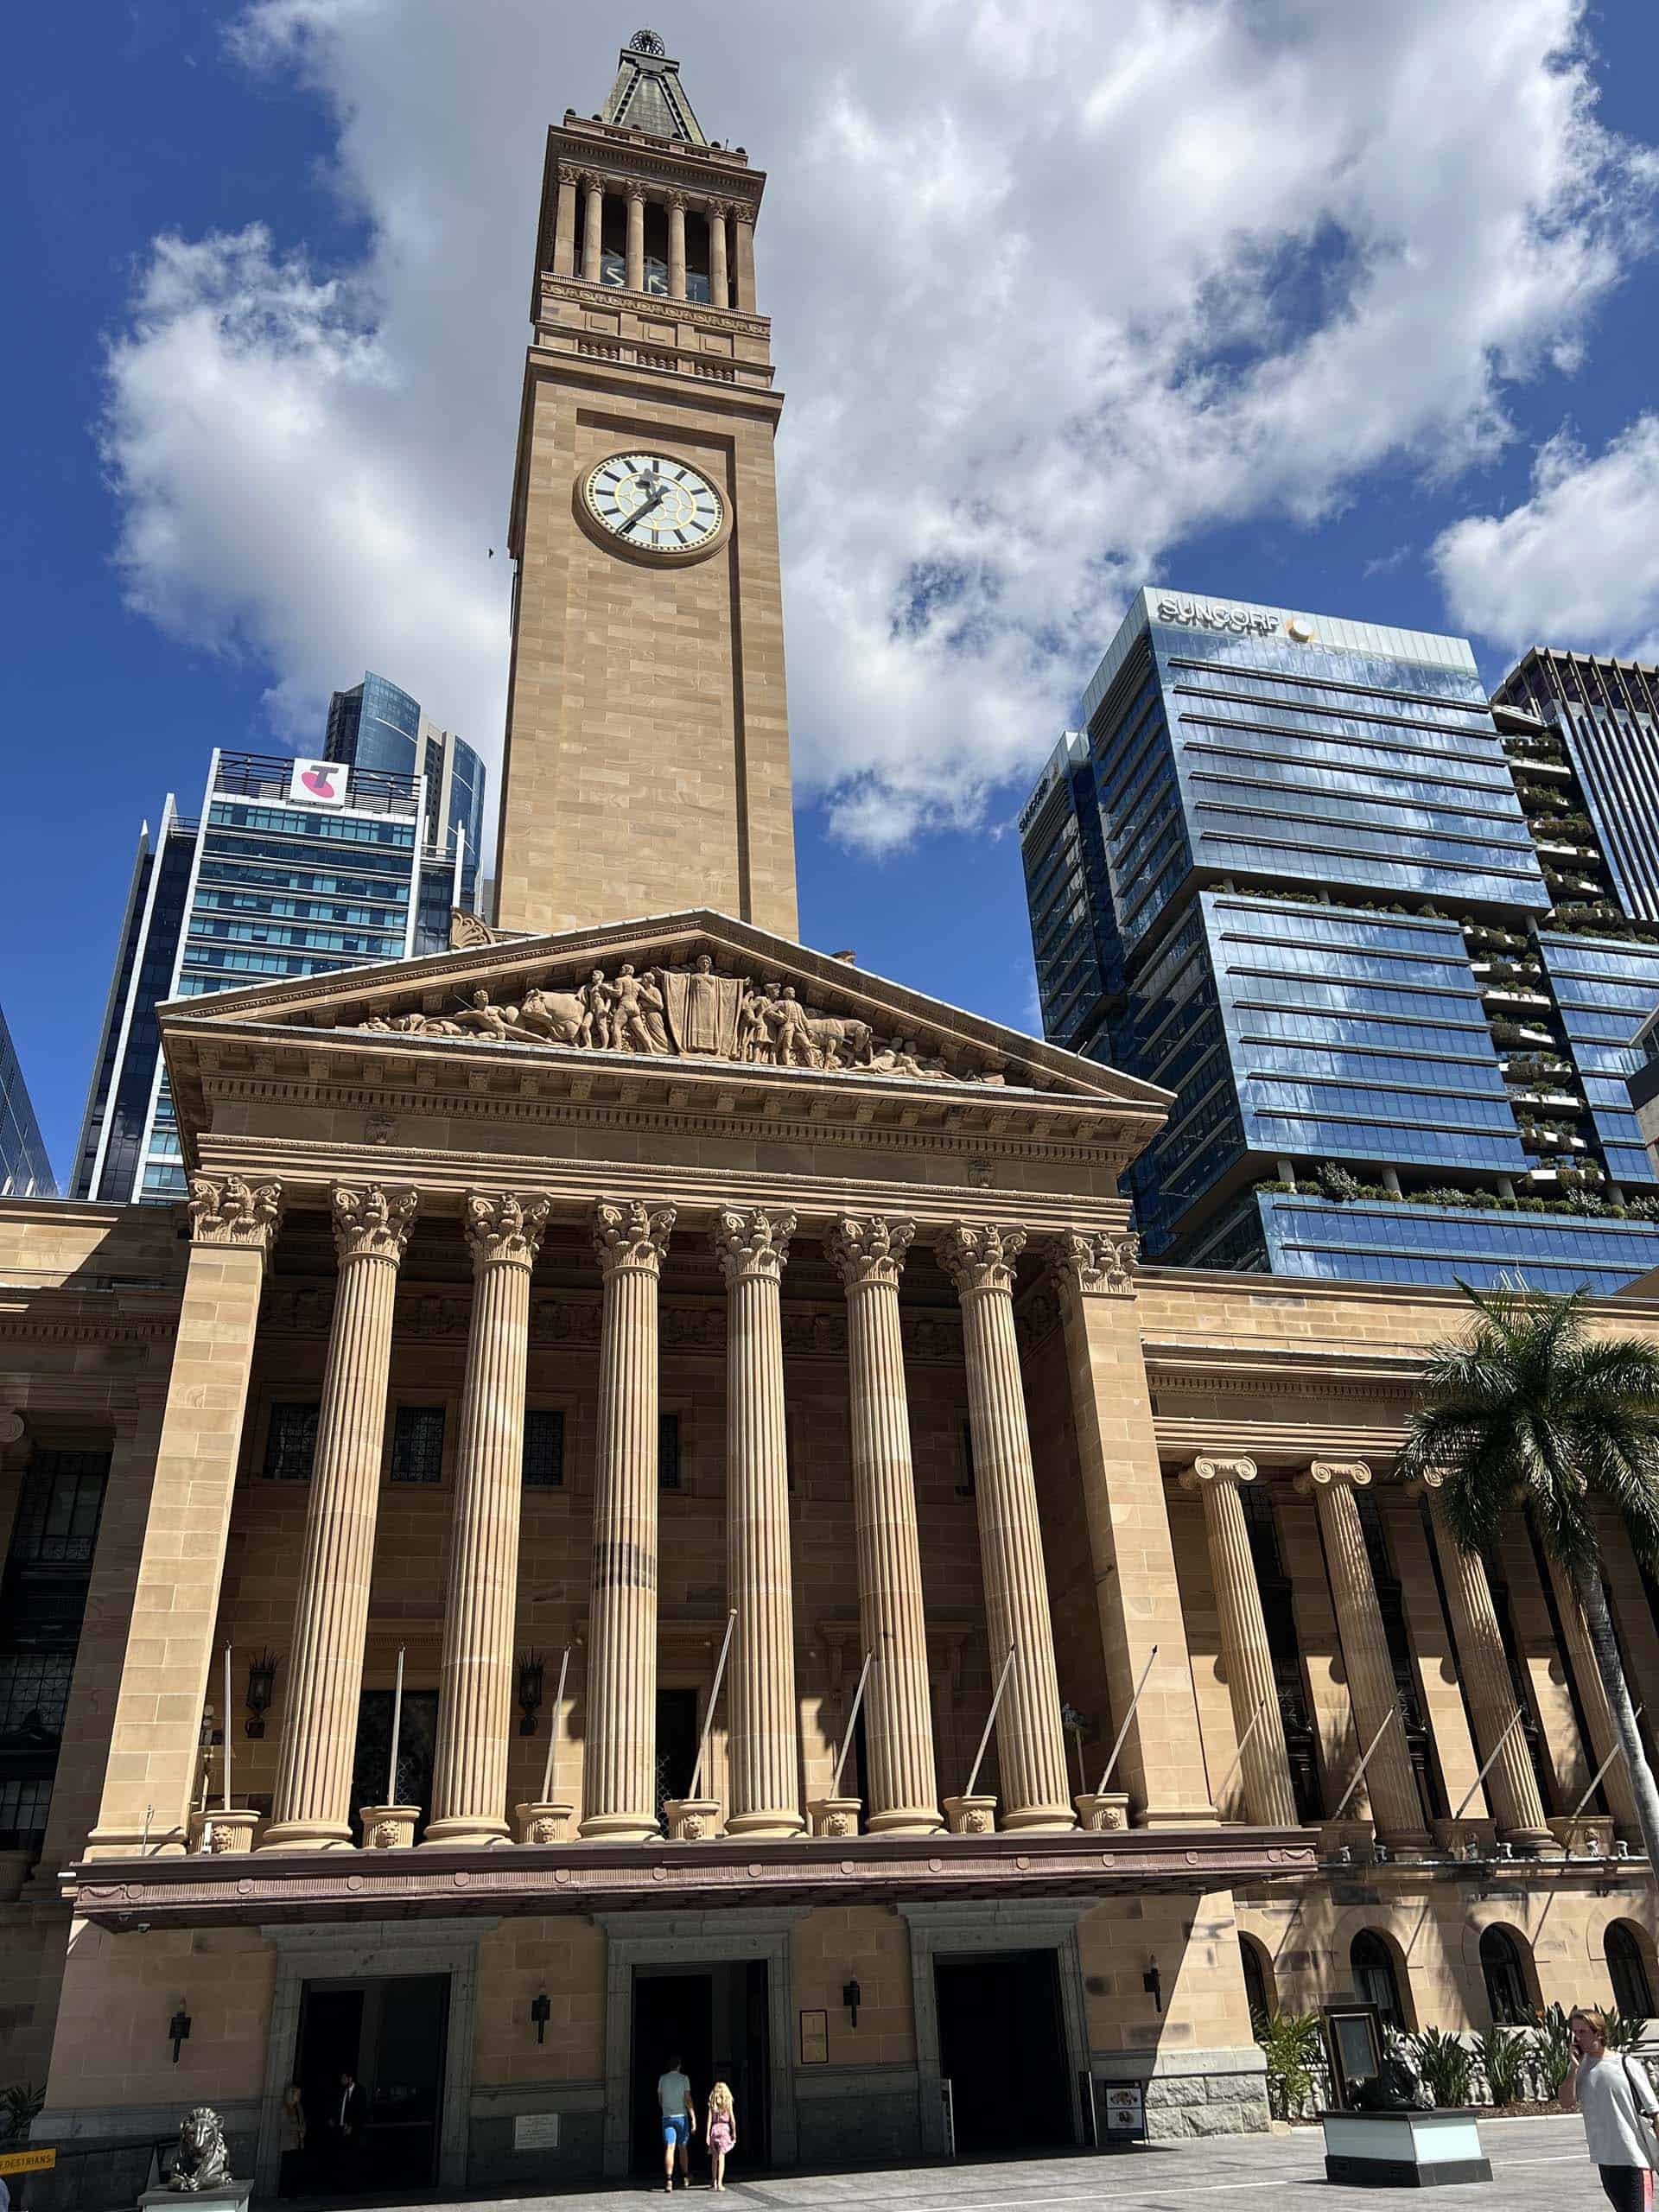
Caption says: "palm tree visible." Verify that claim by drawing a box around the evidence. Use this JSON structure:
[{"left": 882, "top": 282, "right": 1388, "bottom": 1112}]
[{"left": 1397, "top": 1282, "right": 1659, "bottom": 1868}]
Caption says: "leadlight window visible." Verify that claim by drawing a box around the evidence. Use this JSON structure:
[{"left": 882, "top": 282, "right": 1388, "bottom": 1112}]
[
  {"left": 391, "top": 1406, "right": 446, "bottom": 1485},
  {"left": 658, "top": 1413, "right": 682, "bottom": 1492},
  {"left": 9, "top": 1450, "right": 109, "bottom": 1567},
  {"left": 523, "top": 1408, "right": 565, "bottom": 1490},
  {"left": 0, "top": 1777, "right": 51, "bottom": 1850},
  {"left": 0, "top": 1651, "right": 74, "bottom": 1740},
  {"left": 263, "top": 1402, "right": 319, "bottom": 1481}
]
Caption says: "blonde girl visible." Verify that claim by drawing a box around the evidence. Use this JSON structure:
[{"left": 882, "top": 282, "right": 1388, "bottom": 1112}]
[{"left": 706, "top": 2082, "right": 737, "bottom": 2191}]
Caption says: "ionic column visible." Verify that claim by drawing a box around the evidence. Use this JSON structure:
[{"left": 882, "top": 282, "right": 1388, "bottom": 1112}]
[
  {"left": 553, "top": 164, "right": 579, "bottom": 278},
  {"left": 581, "top": 173, "right": 605, "bottom": 283},
  {"left": 1179, "top": 1458, "right": 1300, "bottom": 1828},
  {"left": 666, "top": 192, "right": 688, "bottom": 301},
  {"left": 708, "top": 201, "right": 730, "bottom": 308},
  {"left": 714, "top": 1208, "right": 804, "bottom": 1839},
  {"left": 733, "top": 212, "right": 757, "bottom": 310},
  {"left": 625, "top": 186, "right": 646, "bottom": 294},
  {"left": 582, "top": 1199, "right": 675, "bottom": 1840},
  {"left": 938, "top": 1224, "right": 1073, "bottom": 1832},
  {"left": 826, "top": 1217, "right": 940, "bottom": 1835},
  {"left": 1298, "top": 1461, "right": 1427, "bottom": 1844},
  {"left": 263, "top": 1185, "right": 418, "bottom": 1851},
  {"left": 1546, "top": 1554, "right": 1643, "bottom": 1835},
  {"left": 1419, "top": 1478, "right": 1553, "bottom": 1847},
  {"left": 425, "top": 1193, "right": 550, "bottom": 1847}
]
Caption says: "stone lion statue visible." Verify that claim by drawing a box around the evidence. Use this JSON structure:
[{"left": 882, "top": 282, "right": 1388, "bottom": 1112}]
[{"left": 168, "top": 2107, "right": 232, "bottom": 2192}]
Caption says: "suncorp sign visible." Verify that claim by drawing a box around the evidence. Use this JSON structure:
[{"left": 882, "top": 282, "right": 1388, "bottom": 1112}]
[{"left": 1154, "top": 594, "right": 1280, "bottom": 637}]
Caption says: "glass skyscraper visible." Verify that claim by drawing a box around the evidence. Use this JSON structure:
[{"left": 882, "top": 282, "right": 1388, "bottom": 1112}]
[
  {"left": 327, "top": 671, "right": 487, "bottom": 913},
  {"left": 0, "top": 1007, "right": 54, "bottom": 1198},
  {"left": 1020, "top": 588, "right": 1659, "bottom": 1291}
]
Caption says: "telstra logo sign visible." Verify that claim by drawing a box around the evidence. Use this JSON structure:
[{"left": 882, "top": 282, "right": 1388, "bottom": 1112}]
[{"left": 289, "top": 758, "right": 349, "bottom": 807}]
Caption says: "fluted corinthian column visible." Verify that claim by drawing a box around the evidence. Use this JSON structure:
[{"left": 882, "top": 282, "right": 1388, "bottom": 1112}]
[
  {"left": 424, "top": 1193, "right": 550, "bottom": 1847},
  {"left": 666, "top": 192, "right": 688, "bottom": 300},
  {"left": 708, "top": 202, "right": 730, "bottom": 308},
  {"left": 733, "top": 213, "right": 757, "bottom": 310},
  {"left": 1546, "top": 1554, "right": 1642, "bottom": 1835},
  {"left": 715, "top": 1208, "right": 804, "bottom": 1839},
  {"left": 938, "top": 1224, "right": 1073, "bottom": 1832},
  {"left": 1418, "top": 1480, "right": 1553, "bottom": 1846},
  {"left": 581, "top": 174, "right": 604, "bottom": 283},
  {"left": 1298, "top": 1461, "right": 1427, "bottom": 1844},
  {"left": 1179, "top": 1458, "right": 1300, "bottom": 1828},
  {"left": 826, "top": 1217, "right": 940, "bottom": 1835},
  {"left": 262, "top": 1185, "right": 417, "bottom": 1851},
  {"left": 625, "top": 186, "right": 646, "bottom": 294},
  {"left": 553, "top": 164, "right": 579, "bottom": 278},
  {"left": 582, "top": 1199, "right": 675, "bottom": 1840}
]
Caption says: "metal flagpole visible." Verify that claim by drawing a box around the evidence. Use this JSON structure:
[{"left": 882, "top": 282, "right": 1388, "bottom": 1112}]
[
  {"left": 688, "top": 1611, "right": 738, "bottom": 1801},
  {"left": 831, "top": 1651, "right": 875, "bottom": 1796},
  {"left": 1330, "top": 1708, "right": 1402, "bottom": 1823},
  {"left": 963, "top": 1645, "right": 1018, "bottom": 1800},
  {"left": 539, "top": 1644, "right": 573, "bottom": 1804},
  {"left": 222, "top": 1644, "right": 233, "bottom": 1812},
  {"left": 1452, "top": 1706, "right": 1527, "bottom": 1821},
  {"left": 1213, "top": 1696, "right": 1268, "bottom": 1810},
  {"left": 385, "top": 1646, "right": 406, "bottom": 1806},
  {"left": 1567, "top": 1705, "right": 1644, "bottom": 1823},
  {"left": 1091, "top": 1644, "right": 1160, "bottom": 1798}
]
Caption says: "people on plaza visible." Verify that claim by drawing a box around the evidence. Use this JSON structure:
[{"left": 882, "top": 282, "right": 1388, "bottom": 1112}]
[
  {"left": 706, "top": 2080, "right": 737, "bottom": 2190},
  {"left": 657, "top": 2051, "right": 696, "bottom": 2192},
  {"left": 1561, "top": 2005, "right": 1659, "bottom": 2212}
]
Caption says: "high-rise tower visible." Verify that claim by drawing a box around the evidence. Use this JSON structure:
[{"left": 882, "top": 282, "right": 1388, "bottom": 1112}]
[{"left": 493, "top": 30, "right": 798, "bottom": 940}]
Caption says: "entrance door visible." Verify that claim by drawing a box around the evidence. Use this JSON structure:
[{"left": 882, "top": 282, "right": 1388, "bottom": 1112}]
[
  {"left": 290, "top": 1973, "right": 449, "bottom": 2196},
  {"left": 935, "top": 1950, "right": 1072, "bottom": 2157},
  {"left": 655, "top": 1688, "right": 699, "bottom": 1827},
  {"left": 630, "top": 1961, "right": 772, "bottom": 2177},
  {"left": 349, "top": 1688, "right": 438, "bottom": 1842}
]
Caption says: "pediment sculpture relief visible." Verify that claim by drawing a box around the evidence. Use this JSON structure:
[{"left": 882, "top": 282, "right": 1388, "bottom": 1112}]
[{"left": 354, "top": 951, "right": 1011, "bottom": 1084}]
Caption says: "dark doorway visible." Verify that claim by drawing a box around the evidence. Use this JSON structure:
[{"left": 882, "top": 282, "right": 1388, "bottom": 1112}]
[
  {"left": 289, "top": 1974, "right": 449, "bottom": 2196},
  {"left": 630, "top": 1962, "right": 772, "bottom": 2177},
  {"left": 349, "top": 1689, "right": 438, "bottom": 1842},
  {"left": 936, "top": 1950, "right": 1072, "bottom": 2157},
  {"left": 655, "top": 1687, "right": 699, "bottom": 1827}
]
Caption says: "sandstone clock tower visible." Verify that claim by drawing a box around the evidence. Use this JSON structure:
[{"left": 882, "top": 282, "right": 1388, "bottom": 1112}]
[{"left": 493, "top": 30, "right": 798, "bottom": 941}]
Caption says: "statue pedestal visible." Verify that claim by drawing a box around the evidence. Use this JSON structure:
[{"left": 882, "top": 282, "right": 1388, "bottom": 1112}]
[
  {"left": 663, "top": 1797, "right": 721, "bottom": 1841},
  {"left": 943, "top": 1794, "right": 996, "bottom": 1836},
  {"left": 514, "top": 1800, "right": 577, "bottom": 1846},
  {"left": 141, "top": 2183, "right": 251, "bottom": 2212},
  {"left": 188, "top": 1809, "right": 260, "bottom": 1856},
  {"left": 358, "top": 1804, "right": 419, "bottom": 1849},
  {"left": 1321, "top": 2110, "right": 1490, "bottom": 2187},
  {"left": 807, "top": 1796, "right": 861, "bottom": 1839},
  {"left": 1075, "top": 1792, "right": 1130, "bottom": 1833}
]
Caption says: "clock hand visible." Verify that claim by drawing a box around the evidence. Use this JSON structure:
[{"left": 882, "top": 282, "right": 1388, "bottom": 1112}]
[{"left": 619, "top": 483, "right": 669, "bottom": 534}]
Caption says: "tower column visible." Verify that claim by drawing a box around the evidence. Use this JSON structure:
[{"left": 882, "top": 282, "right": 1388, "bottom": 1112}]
[
  {"left": 1544, "top": 1554, "right": 1643, "bottom": 1836},
  {"left": 1298, "top": 1461, "right": 1428, "bottom": 1844},
  {"left": 825, "top": 1216, "right": 940, "bottom": 1835},
  {"left": 666, "top": 192, "right": 688, "bottom": 301},
  {"left": 263, "top": 1185, "right": 419, "bottom": 1852},
  {"left": 938, "top": 1224, "right": 1073, "bottom": 1832},
  {"left": 1179, "top": 1458, "right": 1300, "bottom": 1827},
  {"left": 425, "top": 1194, "right": 550, "bottom": 1847},
  {"left": 733, "top": 211, "right": 757, "bottom": 310},
  {"left": 708, "top": 201, "right": 730, "bottom": 309},
  {"left": 581, "top": 173, "right": 605, "bottom": 283},
  {"left": 582, "top": 1199, "right": 676, "bottom": 1840},
  {"left": 1419, "top": 1479, "right": 1553, "bottom": 1847},
  {"left": 625, "top": 186, "right": 646, "bottom": 294},
  {"left": 714, "top": 1208, "right": 804, "bottom": 1839},
  {"left": 553, "top": 164, "right": 579, "bottom": 278}
]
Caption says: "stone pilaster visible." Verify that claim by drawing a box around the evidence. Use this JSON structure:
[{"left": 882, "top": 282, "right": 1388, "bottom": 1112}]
[
  {"left": 86, "top": 1177, "right": 283, "bottom": 1858},
  {"left": 938, "top": 1224, "right": 1073, "bottom": 1832},
  {"left": 708, "top": 201, "right": 731, "bottom": 309},
  {"left": 714, "top": 1207, "right": 804, "bottom": 1839},
  {"left": 1179, "top": 1458, "right": 1300, "bottom": 1828},
  {"left": 426, "top": 1193, "right": 551, "bottom": 1847},
  {"left": 1298, "top": 1461, "right": 1427, "bottom": 1845},
  {"left": 582, "top": 1199, "right": 675, "bottom": 1840},
  {"left": 625, "top": 185, "right": 646, "bottom": 295},
  {"left": 553, "top": 164, "right": 579, "bottom": 278},
  {"left": 581, "top": 173, "right": 605, "bottom": 283},
  {"left": 666, "top": 191, "right": 688, "bottom": 300},
  {"left": 261, "top": 1185, "right": 417, "bottom": 1852},
  {"left": 825, "top": 1216, "right": 940, "bottom": 1836},
  {"left": 1420, "top": 1480, "right": 1553, "bottom": 1847},
  {"left": 1546, "top": 1553, "right": 1643, "bottom": 1836},
  {"left": 734, "top": 212, "right": 757, "bottom": 310}
]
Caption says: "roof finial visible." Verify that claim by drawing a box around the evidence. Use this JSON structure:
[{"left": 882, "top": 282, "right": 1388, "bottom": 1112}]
[{"left": 629, "top": 29, "right": 666, "bottom": 55}]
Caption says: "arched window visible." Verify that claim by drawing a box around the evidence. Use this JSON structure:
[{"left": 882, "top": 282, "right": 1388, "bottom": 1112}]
[
  {"left": 1351, "top": 1930, "right": 1407, "bottom": 2031},
  {"left": 1480, "top": 1927, "right": 1533, "bottom": 2024},
  {"left": 1240, "top": 1934, "right": 1273, "bottom": 2022},
  {"left": 1607, "top": 1924, "right": 1655, "bottom": 2022}
]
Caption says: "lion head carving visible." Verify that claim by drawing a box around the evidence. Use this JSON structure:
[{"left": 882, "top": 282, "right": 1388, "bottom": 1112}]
[{"left": 168, "top": 2106, "right": 232, "bottom": 2192}]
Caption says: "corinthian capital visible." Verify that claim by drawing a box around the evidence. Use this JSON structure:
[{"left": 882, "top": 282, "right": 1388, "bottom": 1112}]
[
  {"left": 1179, "top": 1454, "right": 1258, "bottom": 1494},
  {"left": 188, "top": 1174, "right": 283, "bottom": 1257},
  {"left": 664, "top": 188, "right": 688, "bottom": 213},
  {"left": 711, "top": 1206, "right": 796, "bottom": 1286},
  {"left": 825, "top": 1214, "right": 915, "bottom": 1290},
  {"left": 466, "top": 1191, "right": 552, "bottom": 1271},
  {"left": 556, "top": 162, "right": 582, "bottom": 188},
  {"left": 1300, "top": 1459, "right": 1372, "bottom": 1497},
  {"left": 331, "top": 1185, "right": 418, "bottom": 1265},
  {"left": 938, "top": 1223, "right": 1027, "bottom": 1297},
  {"left": 592, "top": 1198, "right": 676, "bottom": 1280},
  {"left": 1050, "top": 1227, "right": 1140, "bottom": 1299}
]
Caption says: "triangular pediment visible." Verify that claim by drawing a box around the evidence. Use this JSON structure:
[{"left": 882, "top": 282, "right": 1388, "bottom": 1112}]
[{"left": 159, "top": 908, "right": 1169, "bottom": 1118}]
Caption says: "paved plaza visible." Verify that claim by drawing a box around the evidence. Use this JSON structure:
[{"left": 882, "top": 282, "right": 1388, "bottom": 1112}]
[{"left": 298, "top": 2113, "right": 1610, "bottom": 2212}]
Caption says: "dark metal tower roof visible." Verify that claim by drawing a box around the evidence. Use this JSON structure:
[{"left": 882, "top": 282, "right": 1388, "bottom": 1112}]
[{"left": 601, "top": 30, "right": 708, "bottom": 145}]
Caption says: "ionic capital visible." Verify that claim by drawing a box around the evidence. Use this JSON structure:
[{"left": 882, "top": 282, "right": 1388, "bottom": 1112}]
[
  {"left": 331, "top": 1184, "right": 418, "bottom": 1265},
  {"left": 593, "top": 1198, "right": 676, "bottom": 1281},
  {"left": 938, "top": 1222, "right": 1027, "bottom": 1298},
  {"left": 188, "top": 1174, "right": 283, "bottom": 1260},
  {"left": 1299, "top": 1459, "right": 1373, "bottom": 1498},
  {"left": 712, "top": 1206, "right": 796, "bottom": 1287},
  {"left": 465, "top": 1190, "right": 552, "bottom": 1272},
  {"left": 1049, "top": 1227, "right": 1140, "bottom": 1299},
  {"left": 825, "top": 1214, "right": 915, "bottom": 1290},
  {"left": 1179, "top": 1454, "right": 1258, "bottom": 1494}
]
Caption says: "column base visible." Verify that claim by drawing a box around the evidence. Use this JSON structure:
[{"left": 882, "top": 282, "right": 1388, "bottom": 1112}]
[
  {"left": 362, "top": 1805, "right": 422, "bottom": 1850},
  {"left": 256, "top": 1817, "right": 354, "bottom": 1853},
  {"left": 663, "top": 1797, "right": 722, "bottom": 1841},
  {"left": 188, "top": 1808, "right": 260, "bottom": 1855},
  {"left": 866, "top": 1806, "right": 945, "bottom": 1839},
  {"left": 515, "top": 1801, "right": 577, "bottom": 1846},
  {"left": 725, "top": 1808, "right": 806, "bottom": 1840},
  {"left": 943, "top": 1794, "right": 996, "bottom": 1835},
  {"left": 579, "top": 1810, "right": 660, "bottom": 1843},
  {"left": 1075, "top": 1792, "right": 1130, "bottom": 1833},
  {"left": 1497, "top": 1824, "right": 1561, "bottom": 1857},
  {"left": 1001, "top": 1803, "right": 1077, "bottom": 1834},
  {"left": 418, "top": 1815, "right": 512, "bottom": 1849},
  {"left": 806, "top": 1796, "right": 861, "bottom": 1839}
]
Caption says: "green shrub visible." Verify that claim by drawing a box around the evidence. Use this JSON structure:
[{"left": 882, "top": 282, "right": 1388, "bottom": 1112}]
[
  {"left": 0, "top": 2082, "right": 43, "bottom": 2144},
  {"left": 1476, "top": 2025, "right": 1528, "bottom": 2107},
  {"left": 1527, "top": 2003, "right": 1575, "bottom": 2099},
  {"left": 1603, "top": 2008, "right": 1648, "bottom": 2052},
  {"left": 1254, "top": 2008, "right": 1325, "bottom": 2120},
  {"left": 1409, "top": 2026, "right": 1475, "bottom": 2107}
]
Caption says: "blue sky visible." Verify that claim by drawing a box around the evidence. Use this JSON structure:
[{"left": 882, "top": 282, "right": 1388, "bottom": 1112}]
[{"left": 7, "top": 1, "right": 1659, "bottom": 1185}]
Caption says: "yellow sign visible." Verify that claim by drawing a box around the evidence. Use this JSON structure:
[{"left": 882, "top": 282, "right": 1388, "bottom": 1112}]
[{"left": 0, "top": 2148, "right": 57, "bottom": 2177}]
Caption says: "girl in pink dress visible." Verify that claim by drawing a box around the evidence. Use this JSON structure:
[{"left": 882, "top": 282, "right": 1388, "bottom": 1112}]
[{"left": 706, "top": 2082, "right": 737, "bottom": 2191}]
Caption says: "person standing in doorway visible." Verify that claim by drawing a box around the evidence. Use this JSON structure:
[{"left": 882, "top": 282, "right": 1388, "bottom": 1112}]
[
  {"left": 706, "top": 2081, "right": 737, "bottom": 2191},
  {"left": 330, "top": 2069, "right": 364, "bottom": 2185},
  {"left": 1562, "top": 2005, "right": 1659, "bottom": 2211},
  {"left": 657, "top": 2052, "right": 696, "bottom": 2192}
]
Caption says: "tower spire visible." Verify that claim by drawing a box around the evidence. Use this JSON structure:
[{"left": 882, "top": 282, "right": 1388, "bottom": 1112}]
[{"left": 601, "top": 29, "right": 708, "bottom": 145}]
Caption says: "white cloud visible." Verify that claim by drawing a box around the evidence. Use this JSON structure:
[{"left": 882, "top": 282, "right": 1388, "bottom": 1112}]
[
  {"left": 1434, "top": 415, "right": 1659, "bottom": 663},
  {"left": 99, "top": 0, "right": 1655, "bottom": 853}
]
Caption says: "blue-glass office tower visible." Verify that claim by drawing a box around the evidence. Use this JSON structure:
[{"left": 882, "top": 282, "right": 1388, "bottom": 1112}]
[
  {"left": 73, "top": 749, "right": 467, "bottom": 1205},
  {"left": 327, "top": 671, "right": 487, "bottom": 912},
  {"left": 0, "top": 1008, "right": 54, "bottom": 1198},
  {"left": 1020, "top": 588, "right": 1659, "bottom": 1291}
]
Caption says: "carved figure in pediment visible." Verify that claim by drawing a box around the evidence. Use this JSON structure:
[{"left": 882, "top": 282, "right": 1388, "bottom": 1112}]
[
  {"left": 454, "top": 987, "right": 518, "bottom": 1041},
  {"left": 661, "top": 953, "right": 746, "bottom": 1058},
  {"left": 738, "top": 981, "right": 774, "bottom": 1063},
  {"left": 607, "top": 963, "right": 669, "bottom": 1052},
  {"left": 771, "top": 984, "right": 820, "bottom": 1068},
  {"left": 803, "top": 1013, "right": 874, "bottom": 1069},
  {"left": 580, "top": 969, "right": 613, "bottom": 1050},
  {"left": 517, "top": 984, "right": 587, "bottom": 1046}
]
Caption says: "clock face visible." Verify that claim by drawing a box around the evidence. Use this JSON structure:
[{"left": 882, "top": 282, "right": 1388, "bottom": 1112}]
[{"left": 583, "top": 452, "right": 724, "bottom": 556}]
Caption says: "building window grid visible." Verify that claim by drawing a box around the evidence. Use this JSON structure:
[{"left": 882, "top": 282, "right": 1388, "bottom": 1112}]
[
  {"left": 391, "top": 1405, "right": 447, "bottom": 1484},
  {"left": 523, "top": 1408, "right": 566, "bottom": 1489},
  {"left": 263, "top": 1402, "right": 320, "bottom": 1481}
]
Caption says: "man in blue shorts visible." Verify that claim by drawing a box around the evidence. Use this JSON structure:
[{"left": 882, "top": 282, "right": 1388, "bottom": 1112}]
[{"left": 658, "top": 2052, "right": 696, "bottom": 2191}]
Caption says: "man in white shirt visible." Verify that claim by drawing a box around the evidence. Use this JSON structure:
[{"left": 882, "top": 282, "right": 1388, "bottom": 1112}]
[{"left": 657, "top": 2053, "right": 696, "bottom": 2192}]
